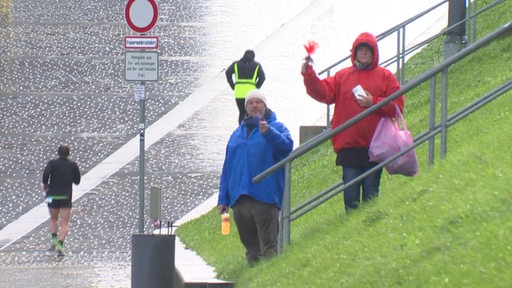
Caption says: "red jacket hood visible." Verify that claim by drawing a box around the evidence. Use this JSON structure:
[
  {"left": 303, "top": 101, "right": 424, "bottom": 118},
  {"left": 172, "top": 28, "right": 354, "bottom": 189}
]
[{"left": 350, "top": 32, "right": 379, "bottom": 69}]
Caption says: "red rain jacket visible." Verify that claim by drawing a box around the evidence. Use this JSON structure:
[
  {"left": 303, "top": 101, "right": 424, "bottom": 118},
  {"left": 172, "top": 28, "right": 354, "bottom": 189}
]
[{"left": 302, "top": 32, "right": 404, "bottom": 153}]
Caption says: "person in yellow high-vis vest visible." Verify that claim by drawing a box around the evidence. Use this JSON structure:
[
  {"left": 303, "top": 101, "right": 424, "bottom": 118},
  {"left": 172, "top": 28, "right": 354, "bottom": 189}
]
[{"left": 226, "top": 50, "right": 266, "bottom": 124}]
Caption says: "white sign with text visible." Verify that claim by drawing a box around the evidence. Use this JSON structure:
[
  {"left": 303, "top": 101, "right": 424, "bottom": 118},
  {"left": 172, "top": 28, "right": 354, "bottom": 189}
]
[{"left": 125, "top": 51, "right": 159, "bottom": 82}]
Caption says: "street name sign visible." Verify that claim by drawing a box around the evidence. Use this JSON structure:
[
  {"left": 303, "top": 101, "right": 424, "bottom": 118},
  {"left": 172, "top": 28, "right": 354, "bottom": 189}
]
[{"left": 125, "top": 36, "right": 159, "bottom": 49}]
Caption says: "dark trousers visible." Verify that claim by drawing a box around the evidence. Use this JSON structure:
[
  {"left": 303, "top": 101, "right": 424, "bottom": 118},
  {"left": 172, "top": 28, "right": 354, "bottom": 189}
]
[
  {"left": 235, "top": 98, "right": 247, "bottom": 125},
  {"left": 342, "top": 166, "right": 383, "bottom": 212},
  {"left": 232, "top": 196, "right": 279, "bottom": 265}
]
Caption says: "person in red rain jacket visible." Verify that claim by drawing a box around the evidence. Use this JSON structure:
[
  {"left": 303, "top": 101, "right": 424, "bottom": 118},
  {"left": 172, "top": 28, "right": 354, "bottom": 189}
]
[{"left": 301, "top": 32, "right": 405, "bottom": 213}]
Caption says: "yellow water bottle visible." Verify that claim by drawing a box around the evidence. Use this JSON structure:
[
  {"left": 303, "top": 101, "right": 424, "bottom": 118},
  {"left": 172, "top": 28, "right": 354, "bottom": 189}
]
[{"left": 221, "top": 213, "right": 230, "bottom": 235}]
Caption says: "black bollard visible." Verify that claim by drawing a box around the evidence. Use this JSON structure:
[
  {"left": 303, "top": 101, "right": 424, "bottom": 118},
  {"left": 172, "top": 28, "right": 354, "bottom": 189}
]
[{"left": 131, "top": 234, "right": 175, "bottom": 288}]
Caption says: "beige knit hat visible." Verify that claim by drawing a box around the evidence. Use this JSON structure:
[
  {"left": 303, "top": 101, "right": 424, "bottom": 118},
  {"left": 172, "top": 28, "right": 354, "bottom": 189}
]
[{"left": 245, "top": 89, "right": 267, "bottom": 108}]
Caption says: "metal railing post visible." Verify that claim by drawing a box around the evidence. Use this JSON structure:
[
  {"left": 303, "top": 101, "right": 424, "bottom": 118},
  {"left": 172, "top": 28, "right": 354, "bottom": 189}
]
[
  {"left": 445, "top": 0, "right": 468, "bottom": 58},
  {"left": 278, "top": 162, "right": 292, "bottom": 253},
  {"left": 467, "top": 0, "right": 478, "bottom": 44},
  {"left": 396, "top": 29, "right": 402, "bottom": 82},
  {"left": 401, "top": 26, "right": 406, "bottom": 83},
  {"left": 429, "top": 76, "right": 437, "bottom": 166},
  {"left": 255, "top": 20, "right": 511, "bottom": 250},
  {"left": 150, "top": 186, "right": 162, "bottom": 223},
  {"left": 398, "top": 26, "right": 407, "bottom": 83},
  {"left": 256, "top": 21, "right": 510, "bottom": 183},
  {"left": 440, "top": 68, "right": 449, "bottom": 159},
  {"left": 326, "top": 69, "right": 332, "bottom": 127}
]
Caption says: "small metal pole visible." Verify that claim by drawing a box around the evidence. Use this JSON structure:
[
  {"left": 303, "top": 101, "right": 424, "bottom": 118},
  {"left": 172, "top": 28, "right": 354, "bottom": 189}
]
[
  {"left": 138, "top": 81, "right": 146, "bottom": 233},
  {"left": 400, "top": 26, "right": 406, "bottom": 84},
  {"left": 150, "top": 186, "right": 162, "bottom": 221},
  {"left": 440, "top": 69, "right": 448, "bottom": 159},
  {"left": 326, "top": 70, "right": 332, "bottom": 127},
  {"left": 444, "top": 0, "right": 468, "bottom": 58},
  {"left": 278, "top": 162, "right": 292, "bottom": 254},
  {"left": 396, "top": 29, "right": 401, "bottom": 83},
  {"left": 428, "top": 76, "right": 437, "bottom": 166}
]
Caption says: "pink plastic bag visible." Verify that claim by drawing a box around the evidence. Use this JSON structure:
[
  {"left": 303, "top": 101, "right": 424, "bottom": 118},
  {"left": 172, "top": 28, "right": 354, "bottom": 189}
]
[{"left": 369, "top": 105, "right": 418, "bottom": 176}]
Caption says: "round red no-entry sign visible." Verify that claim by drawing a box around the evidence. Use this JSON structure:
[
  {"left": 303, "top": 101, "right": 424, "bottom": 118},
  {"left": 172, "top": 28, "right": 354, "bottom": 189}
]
[{"left": 125, "top": 0, "right": 159, "bottom": 34}]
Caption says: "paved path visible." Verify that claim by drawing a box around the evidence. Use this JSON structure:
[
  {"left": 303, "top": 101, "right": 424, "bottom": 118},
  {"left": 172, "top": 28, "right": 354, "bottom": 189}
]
[{"left": 0, "top": 0, "right": 446, "bottom": 286}]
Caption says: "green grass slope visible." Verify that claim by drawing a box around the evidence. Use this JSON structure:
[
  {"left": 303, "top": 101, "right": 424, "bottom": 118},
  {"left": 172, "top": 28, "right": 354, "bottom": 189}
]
[{"left": 176, "top": 1, "right": 512, "bottom": 287}]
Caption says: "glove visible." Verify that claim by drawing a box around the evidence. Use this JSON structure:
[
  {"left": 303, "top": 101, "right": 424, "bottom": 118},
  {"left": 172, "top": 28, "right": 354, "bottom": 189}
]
[{"left": 217, "top": 205, "right": 228, "bottom": 214}]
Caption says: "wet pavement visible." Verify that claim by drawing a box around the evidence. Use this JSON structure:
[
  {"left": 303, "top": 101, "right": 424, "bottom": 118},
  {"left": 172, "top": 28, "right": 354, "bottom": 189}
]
[{"left": 0, "top": 0, "right": 446, "bottom": 286}]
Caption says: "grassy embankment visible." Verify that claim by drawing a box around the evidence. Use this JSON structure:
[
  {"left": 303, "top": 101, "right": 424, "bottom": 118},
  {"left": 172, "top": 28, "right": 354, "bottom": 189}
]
[{"left": 176, "top": 1, "right": 512, "bottom": 287}]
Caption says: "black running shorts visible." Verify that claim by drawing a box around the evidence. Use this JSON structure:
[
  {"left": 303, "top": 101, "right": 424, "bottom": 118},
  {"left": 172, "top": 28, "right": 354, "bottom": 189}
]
[{"left": 46, "top": 196, "right": 72, "bottom": 209}]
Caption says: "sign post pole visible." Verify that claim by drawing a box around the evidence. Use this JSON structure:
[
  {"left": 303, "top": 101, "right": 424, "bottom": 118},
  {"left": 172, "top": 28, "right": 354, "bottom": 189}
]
[
  {"left": 125, "top": 0, "right": 159, "bottom": 234},
  {"left": 126, "top": 4, "right": 176, "bottom": 287},
  {"left": 138, "top": 82, "right": 146, "bottom": 234}
]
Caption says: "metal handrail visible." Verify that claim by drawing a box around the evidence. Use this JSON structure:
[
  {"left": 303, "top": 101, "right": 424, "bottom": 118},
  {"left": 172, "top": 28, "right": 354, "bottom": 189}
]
[
  {"left": 315, "top": 1, "right": 448, "bottom": 126},
  {"left": 317, "top": 0, "right": 506, "bottom": 125},
  {"left": 258, "top": 22, "right": 511, "bottom": 252},
  {"left": 380, "top": 0, "right": 506, "bottom": 69},
  {"left": 317, "top": 0, "right": 449, "bottom": 77},
  {"left": 291, "top": 78, "right": 512, "bottom": 221},
  {"left": 254, "top": 21, "right": 511, "bottom": 183}
]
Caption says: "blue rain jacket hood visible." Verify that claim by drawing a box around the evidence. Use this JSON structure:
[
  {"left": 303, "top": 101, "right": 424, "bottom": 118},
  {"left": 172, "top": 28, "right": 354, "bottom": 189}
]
[{"left": 218, "top": 110, "right": 293, "bottom": 209}]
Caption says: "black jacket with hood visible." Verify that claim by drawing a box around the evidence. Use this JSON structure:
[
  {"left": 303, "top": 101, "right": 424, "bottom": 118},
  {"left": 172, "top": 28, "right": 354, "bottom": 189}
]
[{"left": 225, "top": 50, "right": 266, "bottom": 90}]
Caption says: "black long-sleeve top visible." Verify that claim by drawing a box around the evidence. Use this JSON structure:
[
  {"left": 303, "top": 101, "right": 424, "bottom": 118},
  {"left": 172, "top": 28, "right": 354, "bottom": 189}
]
[{"left": 42, "top": 157, "right": 81, "bottom": 198}]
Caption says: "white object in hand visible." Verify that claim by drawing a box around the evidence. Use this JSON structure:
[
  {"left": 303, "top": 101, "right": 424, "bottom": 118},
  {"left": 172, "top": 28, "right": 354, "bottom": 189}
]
[{"left": 352, "top": 85, "right": 366, "bottom": 99}]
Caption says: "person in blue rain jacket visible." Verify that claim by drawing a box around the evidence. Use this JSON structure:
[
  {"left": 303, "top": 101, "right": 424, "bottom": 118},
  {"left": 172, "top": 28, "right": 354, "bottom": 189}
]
[{"left": 217, "top": 89, "right": 293, "bottom": 266}]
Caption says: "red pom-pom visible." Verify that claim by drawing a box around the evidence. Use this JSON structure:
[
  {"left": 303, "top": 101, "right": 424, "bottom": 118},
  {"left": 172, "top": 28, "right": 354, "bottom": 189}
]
[{"left": 304, "top": 40, "right": 319, "bottom": 56}]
